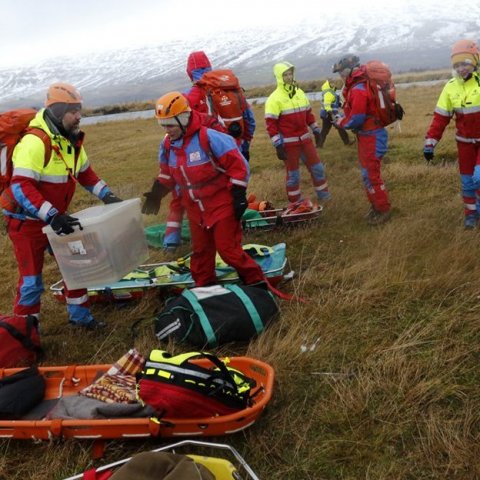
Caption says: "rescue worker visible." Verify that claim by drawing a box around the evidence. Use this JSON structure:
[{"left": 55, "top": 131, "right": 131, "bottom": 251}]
[
  {"left": 141, "top": 91, "right": 265, "bottom": 288},
  {"left": 333, "top": 55, "right": 391, "bottom": 225},
  {"left": 423, "top": 39, "right": 480, "bottom": 229},
  {"left": 317, "top": 79, "right": 352, "bottom": 148},
  {"left": 185, "top": 51, "right": 255, "bottom": 161},
  {"left": 2, "top": 82, "right": 122, "bottom": 329},
  {"left": 163, "top": 51, "right": 256, "bottom": 250},
  {"left": 161, "top": 102, "right": 228, "bottom": 250},
  {"left": 265, "top": 61, "right": 330, "bottom": 211}
]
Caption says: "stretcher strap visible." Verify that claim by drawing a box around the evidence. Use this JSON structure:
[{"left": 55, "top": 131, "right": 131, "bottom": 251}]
[
  {"left": 182, "top": 289, "right": 217, "bottom": 346},
  {"left": 226, "top": 285, "right": 263, "bottom": 334},
  {"left": 265, "top": 278, "right": 308, "bottom": 303}
]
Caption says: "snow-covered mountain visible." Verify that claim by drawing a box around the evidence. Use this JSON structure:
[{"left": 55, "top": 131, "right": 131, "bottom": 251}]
[{"left": 1, "top": 8, "right": 479, "bottom": 110}]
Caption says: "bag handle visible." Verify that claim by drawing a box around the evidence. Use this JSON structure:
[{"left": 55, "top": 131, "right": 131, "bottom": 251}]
[
  {"left": 174, "top": 351, "right": 239, "bottom": 391},
  {"left": 225, "top": 284, "right": 264, "bottom": 335},
  {"left": 0, "top": 316, "right": 42, "bottom": 354},
  {"left": 181, "top": 289, "right": 217, "bottom": 346}
]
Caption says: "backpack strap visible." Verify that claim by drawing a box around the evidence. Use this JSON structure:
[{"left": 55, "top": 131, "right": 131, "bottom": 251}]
[
  {"left": 225, "top": 284, "right": 263, "bottom": 335},
  {"left": 198, "top": 126, "right": 212, "bottom": 156},
  {"left": 164, "top": 127, "right": 216, "bottom": 170},
  {"left": 25, "top": 127, "right": 52, "bottom": 167},
  {"left": 181, "top": 289, "right": 217, "bottom": 346},
  {"left": 0, "top": 316, "right": 42, "bottom": 354}
]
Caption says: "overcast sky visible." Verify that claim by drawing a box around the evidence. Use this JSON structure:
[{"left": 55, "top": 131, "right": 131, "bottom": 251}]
[{"left": 0, "top": 0, "right": 476, "bottom": 68}]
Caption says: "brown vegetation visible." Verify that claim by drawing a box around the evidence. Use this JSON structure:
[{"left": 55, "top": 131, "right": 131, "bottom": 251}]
[{"left": 2, "top": 82, "right": 480, "bottom": 479}]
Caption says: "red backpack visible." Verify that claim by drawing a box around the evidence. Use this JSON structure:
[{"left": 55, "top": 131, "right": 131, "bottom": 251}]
[
  {"left": 138, "top": 351, "right": 256, "bottom": 419},
  {"left": 196, "top": 69, "right": 248, "bottom": 139},
  {"left": 364, "top": 61, "right": 405, "bottom": 127},
  {"left": 0, "top": 315, "right": 43, "bottom": 368},
  {"left": 0, "top": 109, "right": 51, "bottom": 199}
]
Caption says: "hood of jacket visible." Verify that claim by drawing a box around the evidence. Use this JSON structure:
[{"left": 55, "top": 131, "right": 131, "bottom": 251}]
[
  {"left": 344, "top": 65, "right": 368, "bottom": 89},
  {"left": 321, "top": 80, "right": 335, "bottom": 92},
  {"left": 273, "top": 61, "right": 297, "bottom": 98},
  {"left": 186, "top": 51, "right": 212, "bottom": 82}
]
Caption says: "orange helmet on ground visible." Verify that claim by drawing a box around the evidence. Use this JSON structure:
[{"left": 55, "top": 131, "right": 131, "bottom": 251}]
[
  {"left": 155, "top": 92, "right": 191, "bottom": 126},
  {"left": 451, "top": 39, "right": 479, "bottom": 67},
  {"left": 45, "top": 82, "right": 82, "bottom": 107}
]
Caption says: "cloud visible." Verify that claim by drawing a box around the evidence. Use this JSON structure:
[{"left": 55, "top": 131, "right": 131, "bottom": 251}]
[{"left": 0, "top": 0, "right": 476, "bottom": 68}]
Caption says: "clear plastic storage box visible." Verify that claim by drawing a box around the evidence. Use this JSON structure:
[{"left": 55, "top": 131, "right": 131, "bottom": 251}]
[{"left": 43, "top": 198, "right": 149, "bottom": 290}]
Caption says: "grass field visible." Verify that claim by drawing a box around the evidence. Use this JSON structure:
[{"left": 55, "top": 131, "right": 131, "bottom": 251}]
[{"left": 2, "top": 81, "right": 480, "bottom": 479}]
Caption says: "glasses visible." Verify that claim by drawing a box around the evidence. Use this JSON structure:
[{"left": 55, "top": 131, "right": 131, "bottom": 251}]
[{"left": 453, "top": 62, "right": 474, "bottom": 69}]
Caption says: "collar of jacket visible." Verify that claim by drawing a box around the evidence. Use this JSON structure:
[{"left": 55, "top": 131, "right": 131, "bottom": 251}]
[
  {"left": 344, "top": 66, "right": 368, "bottom": 89},
  {"left": 35, "top": 108, "right": 85, "bottom": 149}
]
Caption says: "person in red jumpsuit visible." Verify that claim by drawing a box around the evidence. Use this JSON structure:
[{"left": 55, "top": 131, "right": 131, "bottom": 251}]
[
  {"left": 141, "top": 91, "right": 265, "bottom": 288},
  {"left": 333, "top": 55, "right": 391, "bottom": 226}
]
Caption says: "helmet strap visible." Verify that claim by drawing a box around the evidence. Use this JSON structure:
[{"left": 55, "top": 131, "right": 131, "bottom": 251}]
[{"left": 175, "top": 116, "right": 186, "bottom": 136}]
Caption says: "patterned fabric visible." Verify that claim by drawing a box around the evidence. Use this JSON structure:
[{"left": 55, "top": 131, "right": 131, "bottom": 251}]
[{"left": 80, "top": 349, "right": 145, "bottom": 404}]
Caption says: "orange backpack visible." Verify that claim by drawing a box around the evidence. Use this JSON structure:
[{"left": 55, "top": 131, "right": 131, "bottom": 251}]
[
  {"left": 0, "top": 109, "right": 51, "bottom": 196},
  {"left": 197, "top": 69, "right": 248, "bottom": 139},
  {"left": 364, "top": 61, "right": 405, "bottom": 127}
]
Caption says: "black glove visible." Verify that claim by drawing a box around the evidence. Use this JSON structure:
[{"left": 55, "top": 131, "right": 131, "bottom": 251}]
[
  {"left": 231, "top": 185, "right": 248, "bottom": 220},
  {"left": 313, "top": 130, "right": 322, "bottom": 148},
  {"left": 275, "top": 145, "right": 287, "bottom": 161},
  {"left": 50, "top": 214, "right": 82, "bottom": 236},
  {"left": 423, "top": 146, "right": 434, "bottom": 162},
  {"left": 142, "top": 180, "right": 167, "bottom": 215},
  {"left": 102, "top": 192, "right": 123, "bottom": 204}
]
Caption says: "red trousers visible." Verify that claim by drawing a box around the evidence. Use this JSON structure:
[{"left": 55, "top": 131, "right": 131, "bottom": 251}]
[
  {"left": 6, "top": 218, "right": 92, "bottom": 323},
  {"left": 284, "top": 140, "right": 329, "bottom": 203},
  {"left": 188, "top": 215, "right": 264, "bottom": 287},
  {"left": 457, "top": 141, "right": 480, "bottom": 217},
  {"left": 357, "top": 132, "right": 391, "bottom": 213}
]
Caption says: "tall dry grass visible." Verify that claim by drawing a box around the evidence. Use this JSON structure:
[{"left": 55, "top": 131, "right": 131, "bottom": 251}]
[{"left": 2, "top": 82, "right": 480, "bottom": 479}]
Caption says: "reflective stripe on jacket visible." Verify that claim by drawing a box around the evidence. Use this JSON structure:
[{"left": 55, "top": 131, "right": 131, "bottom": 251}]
[
  {"left": 8, "top": 109, "right": 106, "bottom": 222},
  {"left": 426, "top": 73, "right": 480, "bottom": 144}
]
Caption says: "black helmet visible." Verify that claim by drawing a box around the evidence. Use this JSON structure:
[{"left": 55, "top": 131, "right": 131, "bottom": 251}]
[{"left": 332, "top": 55, "right": 360, "bottom": 73}]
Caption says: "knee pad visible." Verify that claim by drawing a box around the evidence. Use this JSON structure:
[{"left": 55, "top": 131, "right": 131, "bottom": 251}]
[{"left": 286, "top": 169, "right": 300, "bottom": 187}]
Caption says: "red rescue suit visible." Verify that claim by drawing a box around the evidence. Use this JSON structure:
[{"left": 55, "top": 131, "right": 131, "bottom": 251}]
[
  {"left": 340, "top": 67, "right": 391, "bottom": 213},
  {"left": 157, "top": 111, "right": 264, "bottom": 287}
]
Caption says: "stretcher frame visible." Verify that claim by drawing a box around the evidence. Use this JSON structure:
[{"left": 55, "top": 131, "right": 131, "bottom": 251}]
[
  {"left": 64, "top": 440, "right": 260, "bottom": 480},
  {"left": 242, "top": 205, "right": 323, "bottom": 232},
  {"left": 49, "top": 243, "right": 288, "bottom": 303},
  {"left": 0, "top": 357, "right": 274, "bottom": 443}
]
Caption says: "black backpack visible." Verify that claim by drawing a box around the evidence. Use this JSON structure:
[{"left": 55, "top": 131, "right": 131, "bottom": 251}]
[
  {"left": 0, "top": 366, "right": 45, "bottom": 419},
  {"left": 154, "top": 284, "right": 279, "bottom": 347}
]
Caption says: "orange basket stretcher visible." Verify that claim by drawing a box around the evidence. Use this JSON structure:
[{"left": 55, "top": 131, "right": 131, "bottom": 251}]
[{"left": 0, "top": 356, "right": 274, "bottom": 441}]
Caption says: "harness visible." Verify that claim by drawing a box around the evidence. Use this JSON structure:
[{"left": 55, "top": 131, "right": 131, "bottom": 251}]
[{"left": 163, "top": 126, "right": 225, "bottom": 192}]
